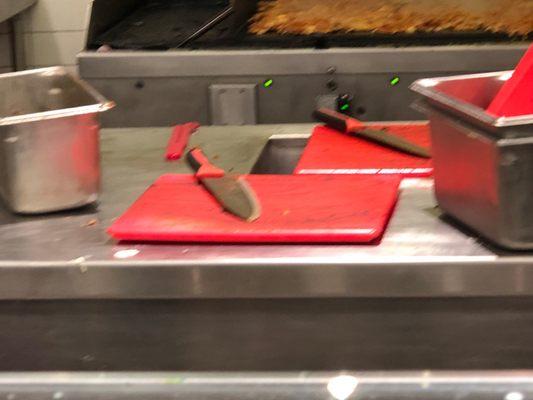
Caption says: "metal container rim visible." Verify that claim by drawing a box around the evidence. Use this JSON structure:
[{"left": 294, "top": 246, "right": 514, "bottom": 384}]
[
  {"left": 0, "top": 66, "right": 115, "bottom": 126},
  {"left": 410, "top": 70, "right": 533, "bottom": 128}
]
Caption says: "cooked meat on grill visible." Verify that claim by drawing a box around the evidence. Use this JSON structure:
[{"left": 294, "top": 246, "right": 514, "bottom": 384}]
[{"left": 249, "top": 0, "right": 533, "bottom": 36}]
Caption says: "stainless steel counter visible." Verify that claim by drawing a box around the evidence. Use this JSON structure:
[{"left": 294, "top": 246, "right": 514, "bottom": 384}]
[{"left": 1, "top": 124, "right": 532, "bottom": 300}]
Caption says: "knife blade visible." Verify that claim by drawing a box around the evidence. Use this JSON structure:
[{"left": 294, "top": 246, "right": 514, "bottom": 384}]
[
  {"left": 313, "top": 108, "right": 431, "bottom": 159},
  {"left": 186, "top": 148, "right": 261, "bottom": 222}
]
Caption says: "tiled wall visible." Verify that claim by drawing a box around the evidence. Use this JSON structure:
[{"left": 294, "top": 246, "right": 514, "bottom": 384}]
[
  {"left": 0, "top": 0, "right": 91, "bottom": 74},
  {"left": 0, "top": 22, "right": 13, "bottom": 73},
  {"left": 22, "top": 0, "right": 91, "bottom": 73}
]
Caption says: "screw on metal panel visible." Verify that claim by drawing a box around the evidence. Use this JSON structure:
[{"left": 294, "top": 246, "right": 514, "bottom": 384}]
[
  {"left": 134, "top": 80, "right": 145, "bottom": 89},
  {"left": 327, "top": 80, "right": 338, "bottom": 91},
  {"left": 327, "top": 66, "right": 337, "bottom": 74}
]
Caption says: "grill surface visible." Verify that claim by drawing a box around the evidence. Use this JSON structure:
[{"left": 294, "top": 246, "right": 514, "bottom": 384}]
[{"left": 90, "top": 0, "right": 530, "bottom": 50}]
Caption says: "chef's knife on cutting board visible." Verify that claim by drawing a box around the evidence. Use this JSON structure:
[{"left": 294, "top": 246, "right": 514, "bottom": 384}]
[
  {"left": 186, "top": 148, "right": 261, "bottom": 222},
  {"left": 313, "top": 108, "right": 431, "bottom": 159}
]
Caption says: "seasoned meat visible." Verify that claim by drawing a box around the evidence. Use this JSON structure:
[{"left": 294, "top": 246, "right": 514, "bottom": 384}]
[{"left": 249, "top": 0, "right": 533, "bottom": 36}]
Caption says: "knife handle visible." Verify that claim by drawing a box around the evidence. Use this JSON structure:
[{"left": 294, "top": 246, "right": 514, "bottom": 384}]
[
  {"left": 187, "top": 148, "right": 225, "bottom": 178},
  {"left": 166, "top": 122, "right": 200, "bottom": 161},
  {"left": 313, "top": 108, "right": 365, "bottom": 133}
]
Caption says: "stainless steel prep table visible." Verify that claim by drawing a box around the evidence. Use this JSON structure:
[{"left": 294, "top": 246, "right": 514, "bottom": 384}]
[
  {"left": 0, "top": 123, "right": 531, "bottom": 300},
  {"left": 2, "top": 124, "right": 533, "bottom": 372}
]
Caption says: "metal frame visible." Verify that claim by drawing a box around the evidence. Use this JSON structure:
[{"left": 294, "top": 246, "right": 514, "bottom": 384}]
[{"left": 79, "top": 45, "right": 529, "bottom": 78}]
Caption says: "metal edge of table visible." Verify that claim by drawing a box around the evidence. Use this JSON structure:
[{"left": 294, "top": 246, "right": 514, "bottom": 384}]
[
  {"left": 2, "top": 370, "right": 533, "bottom": 387},
  {"left": 0, "top": 256, "right": 532, "bottom": 300},
  {"left": 77, "top": 45, "right": 529, "bottom": 78},
  {"left": 0, "top": 124, "right": 531, "bottom": 301}
]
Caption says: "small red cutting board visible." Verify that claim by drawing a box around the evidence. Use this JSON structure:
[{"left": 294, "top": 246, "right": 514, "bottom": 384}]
[
  {"left": 295, "top": 124, "right": 433, "bottom": 177},
  {"left": 108, "top": 174, "right": 401, "bottom": 243}
]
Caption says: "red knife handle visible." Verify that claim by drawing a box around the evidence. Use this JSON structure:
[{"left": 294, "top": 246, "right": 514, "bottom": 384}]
[
  {"left": 187, "top": 148, "right": 225, "bottom": 178},
  {"left": 166, "top": 122, "right": 200, "bottom": 160},
  {"left": 313, "top": 108, "right": 365, "bottom": 133}
]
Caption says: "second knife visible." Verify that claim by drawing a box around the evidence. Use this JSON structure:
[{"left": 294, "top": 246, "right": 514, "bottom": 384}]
[{"left": 313, "top": 108, "right": 431, "bottom": 159}]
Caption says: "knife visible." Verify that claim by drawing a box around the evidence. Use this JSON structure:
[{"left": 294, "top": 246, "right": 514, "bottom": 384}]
[
  {"left": 186, "top": 148, "right": 261, "bottom": 222},
  {"left": 313, "top": 108, "right": 431, "bottom": 159}
]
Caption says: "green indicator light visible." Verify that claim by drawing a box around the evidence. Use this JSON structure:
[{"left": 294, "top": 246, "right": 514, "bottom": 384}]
[
  {"left": 263, "top": 79, "right": 274, "bottom": 88},
  {"left": 340, "top": 104, "right": 350, "bottom": 111},
  {"left": 390, "top": 77, "right": 400, "bottom": 86}
]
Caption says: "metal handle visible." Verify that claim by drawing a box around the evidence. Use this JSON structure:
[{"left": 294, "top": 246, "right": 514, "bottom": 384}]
[{"left": 176, "top": 6, "right": 234, "bottom": 48}]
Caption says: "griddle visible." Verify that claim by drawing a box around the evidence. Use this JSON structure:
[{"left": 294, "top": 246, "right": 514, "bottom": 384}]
[{"left": 90, "top": 0, "right": 530, "bottom": 50}]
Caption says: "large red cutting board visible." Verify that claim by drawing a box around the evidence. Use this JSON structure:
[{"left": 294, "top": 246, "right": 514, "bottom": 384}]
[
  {"left": 295, "top": 124, "right": 433, "bottom": 177},
  {"left": 108, "top": 174, "right": 401, "bottom": 243}
]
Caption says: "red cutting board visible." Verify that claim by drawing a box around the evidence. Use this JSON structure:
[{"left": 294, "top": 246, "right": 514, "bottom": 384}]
[
  {"left": 108, "top": 174, "right": 401, "bottom": 243},
  {"left": 295, "top": 124, "right": 433, "bottom": 177}
]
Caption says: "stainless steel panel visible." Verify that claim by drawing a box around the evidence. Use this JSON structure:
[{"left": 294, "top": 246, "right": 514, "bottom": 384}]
[
  {"left": 86, "top": 74, "right": 430, "bottom": 127},
  {"left": 0, "top": 0, "right": 36, "bottom": 23},
  {"left": 316, "top": 94, "right": 338, "bottom": 110},
  {"left": 209, "top": 84, "right": 257, "bottom": 125},
  {"left": 2, "top": 298, "right": 533, "bottom": 371},
  {"left": 427, "top": 113, "right": 501, "bottom": 240},
  {"left": 0, "top": 114, "right": 102, "bottom": 213},
  {"left": 0, "top": 67, "right": 114, "bottom": 213}
]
